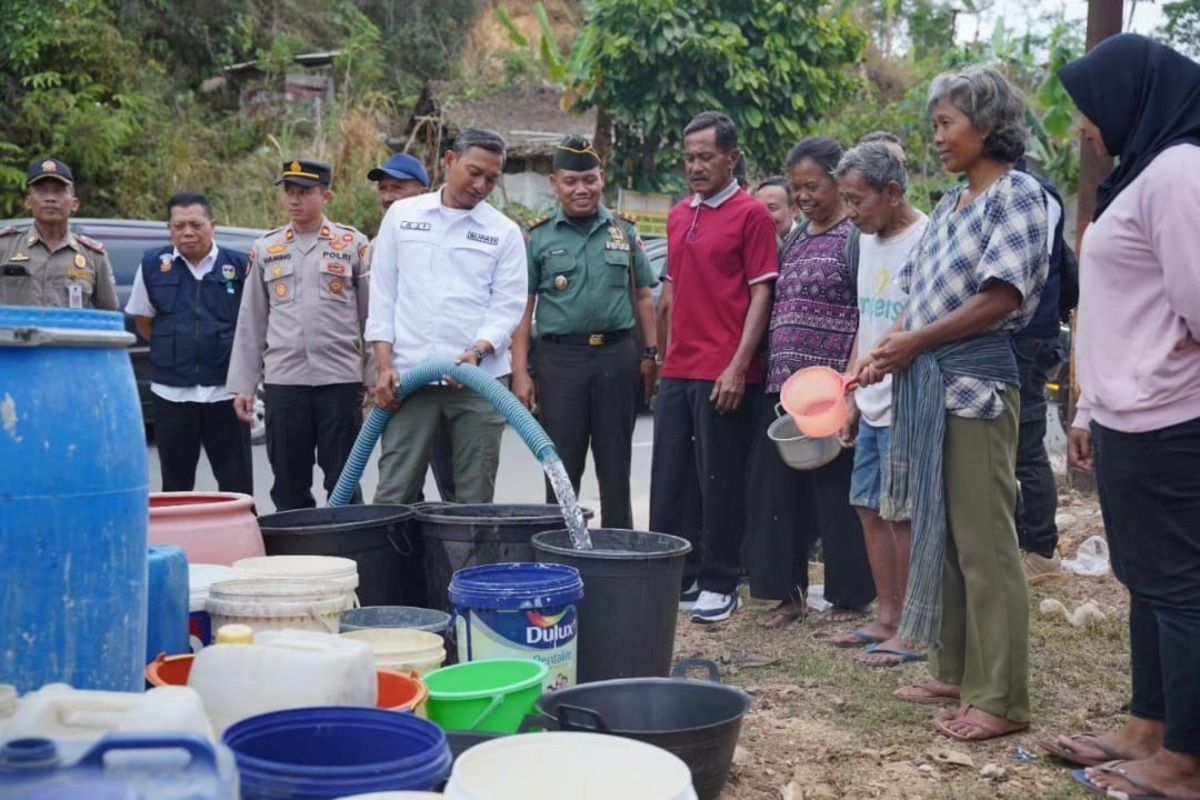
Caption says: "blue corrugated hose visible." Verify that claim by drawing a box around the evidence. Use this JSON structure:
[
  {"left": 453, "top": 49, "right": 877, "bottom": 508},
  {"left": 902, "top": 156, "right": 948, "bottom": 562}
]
[{"left": 329, "top": 359, "right": 557, "bottom": 507}]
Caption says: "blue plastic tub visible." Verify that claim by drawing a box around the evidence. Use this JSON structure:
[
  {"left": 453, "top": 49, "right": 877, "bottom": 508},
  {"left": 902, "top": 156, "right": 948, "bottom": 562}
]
[
  {"left": 449, "top": 562, "right": 584, "bottom": 691},
  {"left": 222, "top": 707, "right": 451, "bottom": 799},
  {"left": 147, "top": 545, "right": 189, "bottom": 663},
  {"left": 0, "top": 307, "right": 148, "bottom": 692}
]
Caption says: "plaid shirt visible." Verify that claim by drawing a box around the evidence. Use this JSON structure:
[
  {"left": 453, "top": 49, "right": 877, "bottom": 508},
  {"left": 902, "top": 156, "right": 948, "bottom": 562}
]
[{"left": 900, "top": 171, "right": 1049, "bottom": 418}]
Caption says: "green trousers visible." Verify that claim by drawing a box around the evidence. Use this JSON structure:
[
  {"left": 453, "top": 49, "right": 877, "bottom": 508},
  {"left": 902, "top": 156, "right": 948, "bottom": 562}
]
[
  {"left": 374, "top": 380, "right": 507, "bottom": 505},
  {"left": 930, "top": 386, "right": 1031, "bottom": 723}
]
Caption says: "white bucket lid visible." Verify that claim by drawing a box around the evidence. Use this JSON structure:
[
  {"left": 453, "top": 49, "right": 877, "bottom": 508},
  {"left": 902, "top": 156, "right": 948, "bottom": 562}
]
[
  {"left": 445, "top": 732, "right": 696, "bottom": 800},
  {"left": 189, "top": 564, "right": 240, "bottom": 612},
  {"left": 233, "top": 556, "right": 359, "bottom": 591},
  {"left": 340, "top": 629, "right": 445, "bottom": 660}
]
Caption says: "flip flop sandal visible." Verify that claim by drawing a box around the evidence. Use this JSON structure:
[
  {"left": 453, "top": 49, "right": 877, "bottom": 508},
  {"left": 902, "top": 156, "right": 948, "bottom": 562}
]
[
  {"left": 831, "top": 629, "right": 885, "bottom": 648},
  {"left": 1074, "top": 760, "right": 1171, "bottom": 799},
  {"left": 1040, "top": 734, "right": 1129, "bottom": 768},
  {"left": 858, "top": 644, "right": 927, "bottom": 666},
  {"left": 934, "top": 710, "right": 1027, "bottom": 742},
  {"left": 894, "top": 683, "right": 960, "bottom": 705}
]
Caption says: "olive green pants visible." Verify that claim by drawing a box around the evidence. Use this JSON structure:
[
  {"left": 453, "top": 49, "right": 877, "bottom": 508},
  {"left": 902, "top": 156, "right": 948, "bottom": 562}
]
[
  {"left": 374, "top": 380, "right": 507, "bottom": 505},
  {"left": 930, "top": 386, "right": 1031, "bottom": 723}
]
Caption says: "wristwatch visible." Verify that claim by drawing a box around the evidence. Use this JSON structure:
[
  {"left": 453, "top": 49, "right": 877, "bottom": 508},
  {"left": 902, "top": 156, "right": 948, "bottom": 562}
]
[
  {"left": 469, "top": 346, "right": 488, "bottom": 363},
  {"left": 641, "top": 346, "right": 658, "bottom": 361}
]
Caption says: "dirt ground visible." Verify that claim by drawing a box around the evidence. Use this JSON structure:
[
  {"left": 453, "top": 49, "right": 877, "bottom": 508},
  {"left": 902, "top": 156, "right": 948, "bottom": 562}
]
[{"left": 674, "top": 488, "right": 1125, "bottom": 799}]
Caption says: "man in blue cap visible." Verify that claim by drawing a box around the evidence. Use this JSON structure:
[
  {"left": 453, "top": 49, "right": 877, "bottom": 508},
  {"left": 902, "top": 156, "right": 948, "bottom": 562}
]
[{"left": 367, "top": 153, "right": 429, "bottom": 214}]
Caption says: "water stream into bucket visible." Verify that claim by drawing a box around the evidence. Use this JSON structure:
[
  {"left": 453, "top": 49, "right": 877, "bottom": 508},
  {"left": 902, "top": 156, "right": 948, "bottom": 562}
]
[{"left": 541, "top": 456, "right": 593, "bottom": 551}]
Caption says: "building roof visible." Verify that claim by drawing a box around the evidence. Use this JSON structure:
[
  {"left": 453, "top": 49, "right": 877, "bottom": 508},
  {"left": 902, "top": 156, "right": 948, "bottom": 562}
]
[{"left": 410, "top": 82, "right": 596, "bottom": 159}]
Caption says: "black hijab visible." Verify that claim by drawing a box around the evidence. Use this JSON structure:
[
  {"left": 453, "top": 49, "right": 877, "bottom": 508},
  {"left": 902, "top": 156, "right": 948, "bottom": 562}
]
[{"left": 1059, "top": 33, "right": 1200, "bottom": 220}]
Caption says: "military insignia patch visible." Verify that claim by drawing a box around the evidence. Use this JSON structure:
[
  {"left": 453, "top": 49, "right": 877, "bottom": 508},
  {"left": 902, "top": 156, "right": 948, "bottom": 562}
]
[
  {"left": 285, "top": 229, "right": 295, "bottom": 242},
  {"left": 342, "top": 233, "right": 354, "bottom": 243},
  {"left": 9, "top": 253, "right": 28, "bottom": 262},
  {"left": 267, "top": 244, "right": 287, "bottom": 255},
  {"left": 273, "top": 266, "right": 283, "bottom": 278},
  {"left": 554, "top": 275, "right": 568, "bottom": 291},
  {"left": 320, "top": 226, "right": 332, "bottom": 239},
  {"left": 326, "top": 263, "right": 346, "bottom": 275},
  {"left": 329, "top": 278, "right": 344, "bottom": 295},
  {"left": 275, "top": 283, "right": 288, "bottom": 298},
  {"left": 73, "top": 253, "right": 86, "bottom": 269},
  {"left": 329, "top": 240, "right": 346, "bottom": 251},
  {"left": 221, "top": 263, "right": 237, "bottom": 281}
]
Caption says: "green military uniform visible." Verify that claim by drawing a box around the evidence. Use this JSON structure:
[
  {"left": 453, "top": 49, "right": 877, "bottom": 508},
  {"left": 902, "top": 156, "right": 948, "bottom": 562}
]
[
  {"left": 526, "top": 204, "right": 657, "bottom": 529},
  {"left": 0, "top": 226, "right": 117, "bottom": 310}
]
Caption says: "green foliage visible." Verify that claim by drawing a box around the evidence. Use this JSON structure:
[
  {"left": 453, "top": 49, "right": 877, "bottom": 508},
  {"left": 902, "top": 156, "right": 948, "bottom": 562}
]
[
  {"left": 571, "top": 0, "right": 867, "bottom": 190},
  {"left": 1159, "top": 0, "right": 1200, "bottom": 57},
  {"left": 495, "top": 1, "right": 570, "bottom": 85}
]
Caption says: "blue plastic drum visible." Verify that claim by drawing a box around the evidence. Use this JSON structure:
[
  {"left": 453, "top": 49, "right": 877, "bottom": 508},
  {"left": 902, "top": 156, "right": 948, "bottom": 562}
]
[{"left": 0, "top": 307, "right": 148, "bottom": 691}]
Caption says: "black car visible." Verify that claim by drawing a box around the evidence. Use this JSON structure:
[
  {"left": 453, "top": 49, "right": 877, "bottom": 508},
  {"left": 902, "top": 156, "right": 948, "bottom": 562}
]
[{"left": 0, "top": 217, "right": 267, "bottom": 438}]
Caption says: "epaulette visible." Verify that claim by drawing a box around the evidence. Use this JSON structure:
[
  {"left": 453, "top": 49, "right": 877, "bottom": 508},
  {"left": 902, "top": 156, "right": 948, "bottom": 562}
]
[
  {"left": 333, "top": 222, "right": 365, "bottom": 237},
  {"left": 527, "top": 215, "right": 552, "bottom": 230},
  {"left": 265, "top": 225, "right": 286, "bottom": 236},
  {"left": 75, "top": 233, "right": 106, "bottom": 253}
]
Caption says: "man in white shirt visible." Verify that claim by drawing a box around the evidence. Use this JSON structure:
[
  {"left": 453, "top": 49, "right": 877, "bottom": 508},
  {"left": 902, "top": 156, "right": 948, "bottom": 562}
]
[
  {"left": 126, "top": 192, "right": 253, "bottom": 494},
  {"left": 367, "top": 128, "right": 528, "bottom": 504},
  {"left": 833, "top": 140, "right": 928, "bottom": 666}
]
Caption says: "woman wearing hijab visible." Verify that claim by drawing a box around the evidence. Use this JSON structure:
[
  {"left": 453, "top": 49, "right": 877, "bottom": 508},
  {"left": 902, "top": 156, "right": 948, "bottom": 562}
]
[
  {"left": 1041, "top": 34, "right": 1200, "bottom": 800},
  {"left": 856, "top": 66, "right": 1048, "bottom": 741}
]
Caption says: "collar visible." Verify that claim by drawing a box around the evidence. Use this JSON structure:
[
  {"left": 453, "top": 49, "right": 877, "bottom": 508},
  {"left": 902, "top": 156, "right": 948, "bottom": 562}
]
[
  {"left": 689, "top": 180, "right": 740, "bottom": 209},
  {"left": 553, "top": 203, "right": 612, "bottom": 233},
  {"left": 435, "top": 185, "right": 491, "bottom": 224},
  {"left": 25, "top": 225, "right": 77, "bottom": 251},
  {"left": 285, "top": 218, "right": 334, "bottom": 241},
  {"left": 171, "top": 242, "right": 220, "bottom": 271}
]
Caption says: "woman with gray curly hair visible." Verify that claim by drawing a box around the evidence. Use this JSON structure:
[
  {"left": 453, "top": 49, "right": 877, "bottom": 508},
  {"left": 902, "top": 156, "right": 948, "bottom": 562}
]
[{"left": 856, "top": 65, "right": 1049, "bottom": 741}]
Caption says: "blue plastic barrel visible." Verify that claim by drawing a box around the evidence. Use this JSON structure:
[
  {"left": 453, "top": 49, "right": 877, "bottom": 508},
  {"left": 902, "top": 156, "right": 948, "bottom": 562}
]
[
  {"left": 449, "top": 562, "right": 584, "bottom": 690},
  {"left": 0, "top": 307, "right": 148, "bottom": 692},
  {"left": 146, "top": 545, "right": 189, "bottom": 663},
  {"left": 222, "top": 707, "right": 452, "bottom": 798}
]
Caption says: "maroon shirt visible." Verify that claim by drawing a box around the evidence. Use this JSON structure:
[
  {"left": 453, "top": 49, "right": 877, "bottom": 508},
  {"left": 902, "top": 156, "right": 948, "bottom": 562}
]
[{"left": 664, "top": 184, "right": 779, "bottom": 383}]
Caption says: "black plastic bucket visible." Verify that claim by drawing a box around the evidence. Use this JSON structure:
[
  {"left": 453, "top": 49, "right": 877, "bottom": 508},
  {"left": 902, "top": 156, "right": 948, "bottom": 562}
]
[
  {"left": 526, "top": 659, "right": 750, "bottom": 800},
  {"left": 531, "top": 528, "right": 691, "bottom": 683},
  {"left": 416, "top": 504, "right": 593, "bottom": 612},
  {"left": 257, "top": 505, "right": 423, "bottom": 608}
]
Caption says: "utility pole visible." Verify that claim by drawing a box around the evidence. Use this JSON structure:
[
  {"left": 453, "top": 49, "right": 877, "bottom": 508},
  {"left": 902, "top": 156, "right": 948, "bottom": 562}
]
[{"left": 1069, "top": 0, "right": 1122, "bottom": 490}]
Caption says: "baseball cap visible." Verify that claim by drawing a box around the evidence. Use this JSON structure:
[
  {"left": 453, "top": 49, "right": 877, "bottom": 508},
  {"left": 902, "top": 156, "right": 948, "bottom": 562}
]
[
  {"left": 367, "top": 153, "right": 430, "bottom": 188},
  {"left": 27, "top": 159, "right": 75, "bottom": 187}
]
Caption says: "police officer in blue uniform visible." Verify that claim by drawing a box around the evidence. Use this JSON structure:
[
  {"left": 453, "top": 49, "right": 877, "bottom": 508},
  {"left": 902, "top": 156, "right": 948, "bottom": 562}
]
[{"left": 126, "top": 192, "right": 253, "bottom": 494}]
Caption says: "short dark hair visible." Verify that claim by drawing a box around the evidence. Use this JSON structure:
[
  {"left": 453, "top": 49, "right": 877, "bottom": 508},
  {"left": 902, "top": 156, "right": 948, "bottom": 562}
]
[
  {"left": 167, "top": 192, "right": 213, "bottom": 220},
  {"left": 683, "top": 111, "right": 738, "bottom": 153},
  {"left": 754, "top": 175, "right": 791, "bottom": 195},
  {"left": 785, "top": 137, "right": 845, "bottom": 174},
  {"left": 859, "top": 130, "right": 902, "bottom": 146},
  {"left": 452, "top": 127, "right": 508, "bottom": 165}
]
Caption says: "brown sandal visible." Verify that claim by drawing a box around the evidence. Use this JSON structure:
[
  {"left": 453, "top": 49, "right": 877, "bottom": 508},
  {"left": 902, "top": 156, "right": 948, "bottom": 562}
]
[
  {"left": 894, "top": 682, "right": 961, "bottom": 706},
  {"left": 759, "top": 602, "right": 805, "bottom": 629}
]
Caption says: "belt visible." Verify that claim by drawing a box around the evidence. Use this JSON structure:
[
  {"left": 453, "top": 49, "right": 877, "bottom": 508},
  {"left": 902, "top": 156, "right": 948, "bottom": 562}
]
[{"left": 541, "top": 328, "right": 632, "bottom": 347}]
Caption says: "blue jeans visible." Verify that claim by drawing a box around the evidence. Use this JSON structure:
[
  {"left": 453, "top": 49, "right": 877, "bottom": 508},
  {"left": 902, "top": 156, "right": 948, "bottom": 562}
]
[{"left": 849, "top": 421, "right": 890, "bottom": 511}]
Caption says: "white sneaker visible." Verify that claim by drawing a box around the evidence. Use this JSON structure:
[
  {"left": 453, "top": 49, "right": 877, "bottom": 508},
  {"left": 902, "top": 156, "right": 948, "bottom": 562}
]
[
  {"left": 679, "top": 580, "right": 701, "bottom": 611},
  {"left": 690, "top": 590, "right": 741, "bottom": 623}
]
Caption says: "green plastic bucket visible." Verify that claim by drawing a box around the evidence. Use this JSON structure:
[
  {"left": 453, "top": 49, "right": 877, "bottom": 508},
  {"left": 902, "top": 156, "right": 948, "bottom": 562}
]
[{"left": 424, "top": 659, "right": 547, "bottom": 734}]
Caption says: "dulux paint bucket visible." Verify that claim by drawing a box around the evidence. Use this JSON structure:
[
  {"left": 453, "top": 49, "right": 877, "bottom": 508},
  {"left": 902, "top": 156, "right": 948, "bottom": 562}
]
[{"left": 448, "top": 563, "right": 583, "bottom": 691}]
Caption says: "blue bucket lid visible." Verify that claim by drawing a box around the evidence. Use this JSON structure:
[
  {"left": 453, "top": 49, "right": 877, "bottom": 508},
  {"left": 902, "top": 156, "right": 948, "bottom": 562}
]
[{"left": 449, "top": 562, "right": 584, "bottom": 610}]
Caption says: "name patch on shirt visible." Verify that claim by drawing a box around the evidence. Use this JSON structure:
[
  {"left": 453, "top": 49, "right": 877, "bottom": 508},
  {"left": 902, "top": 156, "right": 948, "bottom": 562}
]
[
  {"left": 323, "top": 251, "right": 353, "bottom": 262},
  {"left": 467, "top": 231, "right": 499, "bottom": 246},
  {"left": 400, "top": 221, "right": 431, "bottom": 231},
  {"left": 262, "top": 253, "right": 292, "bottom": 264},
  {"left": 548, "top": 248, "right": 568, "bottom": 257}
]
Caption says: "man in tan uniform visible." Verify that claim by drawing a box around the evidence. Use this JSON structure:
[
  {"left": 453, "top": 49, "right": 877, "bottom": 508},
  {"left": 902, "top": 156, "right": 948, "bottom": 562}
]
[
  {"left": 227, "top": 159, "right": 371, "bottom": 510},
  {"left": 0, "top": 159, "right": 117, "bottom": 310}
]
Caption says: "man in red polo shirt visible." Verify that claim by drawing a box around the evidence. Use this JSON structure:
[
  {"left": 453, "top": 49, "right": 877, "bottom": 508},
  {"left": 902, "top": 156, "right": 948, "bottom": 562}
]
[{"left": 651, "top": 111, "right": 779, "bottom": 623}]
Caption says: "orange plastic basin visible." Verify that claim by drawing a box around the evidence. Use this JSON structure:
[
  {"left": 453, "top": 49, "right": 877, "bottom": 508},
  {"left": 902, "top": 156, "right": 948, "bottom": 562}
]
[{"left": 146, "top": 654, "right": 428, "bottom": 714}]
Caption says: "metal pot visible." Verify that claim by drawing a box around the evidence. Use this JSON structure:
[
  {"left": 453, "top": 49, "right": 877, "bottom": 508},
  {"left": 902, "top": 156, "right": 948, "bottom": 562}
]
[
  {"left": 768, "top": 403, "right": 841, "bottom": 470},
  {"left": 522, "top": 659, "right": 751, "bottom": 800}
]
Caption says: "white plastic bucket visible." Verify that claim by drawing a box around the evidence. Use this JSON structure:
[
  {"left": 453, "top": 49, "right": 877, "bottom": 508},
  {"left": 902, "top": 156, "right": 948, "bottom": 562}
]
[
  {"left": 444, "top": 732, "right": 698, "bottom": 800},
  {"left": 187, "top": 628, "right": 377, "bottom": 736},
  {"left": 206, "top": 578, "right": 347, "bottom": 635},
  {"left": 233, "top": 555, "right": 360, "bottom": 610},
  {"left": 340, "top": 629, "right": 446, "bottom": 676},
  {"left": 189, "top": 564, "right": 239, "bottom": 651},
  {"left": 0, "top": 683, "right": 214, "bottom": 742}
]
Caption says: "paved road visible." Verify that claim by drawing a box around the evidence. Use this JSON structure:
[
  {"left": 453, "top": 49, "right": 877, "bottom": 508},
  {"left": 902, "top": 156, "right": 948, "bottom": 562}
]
[{"left": 147, "top": 415, "right": 657, "bottom": 529}]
